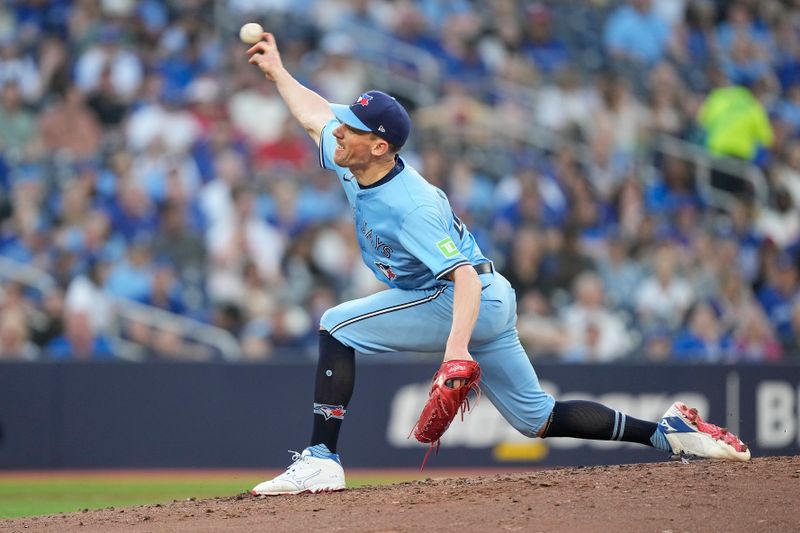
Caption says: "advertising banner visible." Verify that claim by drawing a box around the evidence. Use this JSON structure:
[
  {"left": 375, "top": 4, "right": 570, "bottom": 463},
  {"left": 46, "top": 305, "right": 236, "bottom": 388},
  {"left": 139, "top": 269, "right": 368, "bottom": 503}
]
[{"left": 0, "top": 362, "right": 797, "bottom": 469}]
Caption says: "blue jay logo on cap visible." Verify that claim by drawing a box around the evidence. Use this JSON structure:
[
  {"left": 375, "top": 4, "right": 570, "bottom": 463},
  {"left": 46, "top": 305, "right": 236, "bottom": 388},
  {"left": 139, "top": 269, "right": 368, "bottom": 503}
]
[
  {"left": 331, "top": 90, "right": 411, "bottom": 147},
  {"left": 355, "top": 93, "right": 373, "bottom": 107}
]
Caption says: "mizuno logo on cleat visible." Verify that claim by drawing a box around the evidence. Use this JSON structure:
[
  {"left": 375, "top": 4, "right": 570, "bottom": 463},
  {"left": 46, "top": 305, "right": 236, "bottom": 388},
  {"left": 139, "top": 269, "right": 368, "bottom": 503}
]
[
  {"left": 288, "top": 468, "right": 322, "bottom": 487},
  {"left": 661, "top": 416, "right": 694, "bottom": 433},
  {"left": 660, "top": 418, "right": 679, "bottom": 433}
]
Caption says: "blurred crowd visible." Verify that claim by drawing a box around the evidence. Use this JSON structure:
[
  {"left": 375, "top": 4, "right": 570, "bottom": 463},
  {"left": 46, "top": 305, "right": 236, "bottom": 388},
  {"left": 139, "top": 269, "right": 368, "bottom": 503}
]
[{"left": 0, "top": 0, "right": 799, "bottom": 363}]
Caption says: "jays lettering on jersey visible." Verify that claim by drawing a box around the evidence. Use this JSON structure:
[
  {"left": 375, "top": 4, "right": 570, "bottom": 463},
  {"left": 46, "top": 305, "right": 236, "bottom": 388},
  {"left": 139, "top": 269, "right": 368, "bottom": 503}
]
[{"left": 319, "top": 119, "right": 489, "bottom": 290}]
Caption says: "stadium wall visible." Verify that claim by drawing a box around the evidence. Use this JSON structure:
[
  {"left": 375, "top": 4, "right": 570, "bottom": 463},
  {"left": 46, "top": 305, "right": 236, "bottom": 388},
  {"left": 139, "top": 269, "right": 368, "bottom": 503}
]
[{"left": 0, "top": 362, "right": 798, "bottom": 469}]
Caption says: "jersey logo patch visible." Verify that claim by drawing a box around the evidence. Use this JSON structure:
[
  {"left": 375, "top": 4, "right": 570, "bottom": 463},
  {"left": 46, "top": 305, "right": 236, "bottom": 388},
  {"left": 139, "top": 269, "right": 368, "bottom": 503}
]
[
  {"left": 437, "top": 237, "right": 459, "bottom": 258},
  {"left": 375, "top": 261, "right": 397, "bottom": 280}
]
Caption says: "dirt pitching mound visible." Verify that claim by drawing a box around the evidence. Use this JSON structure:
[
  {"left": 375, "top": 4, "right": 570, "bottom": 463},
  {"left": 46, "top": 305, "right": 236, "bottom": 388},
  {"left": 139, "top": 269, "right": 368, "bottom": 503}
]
[{"left": 3, "top": 456, "right": 797, "bottom": 533}]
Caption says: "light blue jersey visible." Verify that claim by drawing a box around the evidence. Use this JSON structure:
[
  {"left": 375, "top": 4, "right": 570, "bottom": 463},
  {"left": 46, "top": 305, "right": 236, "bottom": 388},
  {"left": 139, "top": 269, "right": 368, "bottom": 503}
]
[
  {"left": 319, "top": 119, "right": 489, "bottom": 290},
  {"left": 317, "top": 118, "right": 555, "bottom": 436}
]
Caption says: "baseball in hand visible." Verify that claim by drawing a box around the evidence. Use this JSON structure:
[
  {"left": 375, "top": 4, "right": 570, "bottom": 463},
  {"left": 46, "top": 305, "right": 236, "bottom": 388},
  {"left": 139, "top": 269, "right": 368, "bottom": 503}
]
[{"left": 239, "top": 22, "right": 264, "bottom": 44}]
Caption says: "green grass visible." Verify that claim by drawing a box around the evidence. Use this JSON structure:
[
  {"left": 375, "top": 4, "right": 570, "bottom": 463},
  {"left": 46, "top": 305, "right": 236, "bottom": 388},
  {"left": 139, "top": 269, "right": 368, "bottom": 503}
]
[{"left": 0, "top": 472, "right": 414, "bottom": 519}]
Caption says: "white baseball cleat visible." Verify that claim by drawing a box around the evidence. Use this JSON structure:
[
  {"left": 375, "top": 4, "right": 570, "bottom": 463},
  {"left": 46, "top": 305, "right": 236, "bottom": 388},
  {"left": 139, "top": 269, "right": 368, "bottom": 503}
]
[
  {"left": 658, "top": 402, "right": 750, "bottom": 461},
  {"left": 251, "top": 448, "right": 346, "bottom": 496}
]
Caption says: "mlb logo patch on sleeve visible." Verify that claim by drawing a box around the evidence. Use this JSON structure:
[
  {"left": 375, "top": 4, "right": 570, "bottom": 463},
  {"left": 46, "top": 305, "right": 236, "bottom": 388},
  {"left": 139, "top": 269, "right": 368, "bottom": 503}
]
[{"left": 437, "top": 237, "right": 459, "bottom": 258}]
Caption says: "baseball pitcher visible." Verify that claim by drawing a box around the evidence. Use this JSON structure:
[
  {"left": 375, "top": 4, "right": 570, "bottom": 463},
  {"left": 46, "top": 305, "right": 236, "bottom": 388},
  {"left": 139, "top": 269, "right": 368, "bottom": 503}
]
[{"left": 245, "top": 32, "right": 750, "bottom": 496}]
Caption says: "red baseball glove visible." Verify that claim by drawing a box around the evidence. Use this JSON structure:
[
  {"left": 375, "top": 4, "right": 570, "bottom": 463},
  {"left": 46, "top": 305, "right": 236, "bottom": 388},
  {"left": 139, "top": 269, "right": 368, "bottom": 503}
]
[{"left": 411, "top": 359, "right": 481, "bottom": 468}]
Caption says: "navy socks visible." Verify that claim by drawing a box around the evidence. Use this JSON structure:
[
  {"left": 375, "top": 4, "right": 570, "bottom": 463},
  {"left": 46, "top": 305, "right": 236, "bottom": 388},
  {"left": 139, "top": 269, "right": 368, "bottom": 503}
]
[
  {"left": 543, "top": 400, "right": 661, "bottom": 447},
  {"left": 310, "top": 330, "right": 355, "bottom": 453}
]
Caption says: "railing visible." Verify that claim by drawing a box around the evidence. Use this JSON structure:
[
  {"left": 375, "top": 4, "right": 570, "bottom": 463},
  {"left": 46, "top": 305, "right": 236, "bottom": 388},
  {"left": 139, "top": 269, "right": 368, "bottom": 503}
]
[
  {"left": 0, "top": 255, "right": 57, "bottom": 295},
  {"left": 0, "top": 255, "right": 242, "bottom": 361},
  {"left": 343, "top": 22, "right": 442, "bottom": 106},
  {"left": 468, "top": 75, "right": 770, "bottom": 211},
  {"left": 652, "top": 134, "right": 770, "bottom": 211},
  {"left": 411, "top": 71, "right": 766, "bottom": 213},
  {"left": 112, "top": 298, "right": 242, "bottom": 362}
]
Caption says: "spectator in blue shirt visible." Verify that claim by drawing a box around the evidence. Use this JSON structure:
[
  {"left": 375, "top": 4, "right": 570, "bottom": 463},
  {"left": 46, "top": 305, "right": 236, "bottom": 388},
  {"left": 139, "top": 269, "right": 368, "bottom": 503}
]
[
  {"left": 46, "top": 309, "right": 116, "bottom": 360},
  {"left": 773, "top": 83, "right": 800, "bottom": 135},
  {"left": 716, "top": 2, "right": 773, "bottom": 56},
  {"left": 669, "top": 0, "right": 719, "bottom": 73},
  {"left": 104, "top": 180, "right": 158, "bottom": 243},
  {"left": 672, "top": 301, "right": 734, "bottom": 362},
  {"left": 521, "top": 3, "right": 570, "bottom": 78},
  {"left": 138, "top": 259, "right": 187, "bottom": 315},
  {"left": 604, "top": 0, "right": 672, "bottom": 67},
  {"left": 597, "top": 236, "right": 645, "bottom": 309},
  {"left": 645, "top": 155, "right": 702, "bottom": 217},
  {"left": 105, "top": 235, "right": 155, "bottom": 301},
  {"left": 757, "top": 253, "right": 800, "bottom": 344},
  {"left": 722, "top": 34, "right": 771, "bottom": 87}
]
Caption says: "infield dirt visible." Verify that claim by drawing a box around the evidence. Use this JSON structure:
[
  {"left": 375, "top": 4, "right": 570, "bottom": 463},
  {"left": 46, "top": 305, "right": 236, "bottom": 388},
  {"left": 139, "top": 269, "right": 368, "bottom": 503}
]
[{"left": 2, "top": 455, "right": 797, "bottom": 533}]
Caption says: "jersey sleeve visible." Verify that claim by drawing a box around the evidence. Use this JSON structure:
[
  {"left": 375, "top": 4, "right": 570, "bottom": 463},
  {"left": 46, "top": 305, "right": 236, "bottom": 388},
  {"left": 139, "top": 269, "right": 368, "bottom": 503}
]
[
  {"left": 399, "top": 206, "right": 471, "bottom": 280},
  {"left": 318, "top": 119, "right": 339, "bottom": 170}
]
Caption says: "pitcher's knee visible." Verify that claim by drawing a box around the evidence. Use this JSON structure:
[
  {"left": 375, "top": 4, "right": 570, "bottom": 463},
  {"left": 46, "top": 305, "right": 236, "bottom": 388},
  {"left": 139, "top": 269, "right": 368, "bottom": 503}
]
[
  {"left": 509, "top": 419, "right": 540, "bottom": 439},
  {"left": 498, "top": 407, "right": 553, "bottom": 439},
  {"left": 505, "top": 394, "right": 555, "bottom": 438},
  {"left": 509, "top": 412, "right": 552, "bottom": 438}
]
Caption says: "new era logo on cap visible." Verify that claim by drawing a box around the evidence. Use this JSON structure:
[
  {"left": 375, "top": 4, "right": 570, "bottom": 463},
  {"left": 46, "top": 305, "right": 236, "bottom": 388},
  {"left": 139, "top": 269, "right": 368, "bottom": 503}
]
[{"left": 329, "top": 90, "right": 411, "bottom": 148}]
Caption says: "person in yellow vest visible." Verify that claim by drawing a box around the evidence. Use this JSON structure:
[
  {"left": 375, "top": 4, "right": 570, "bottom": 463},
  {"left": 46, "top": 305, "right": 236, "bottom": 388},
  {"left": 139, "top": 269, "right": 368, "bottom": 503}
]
[{"left": 697, "top": 68, "right": 773, "bottom": 199}]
